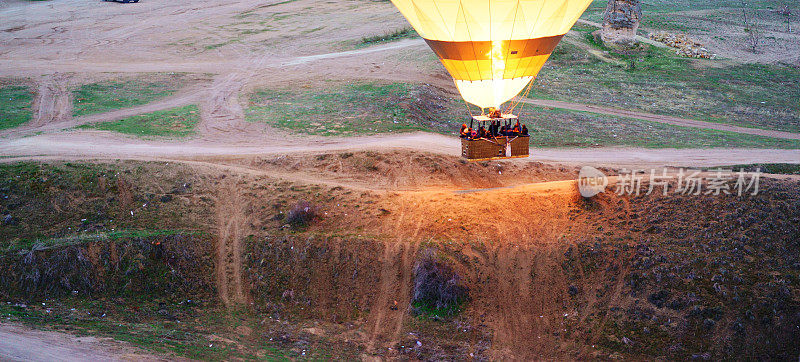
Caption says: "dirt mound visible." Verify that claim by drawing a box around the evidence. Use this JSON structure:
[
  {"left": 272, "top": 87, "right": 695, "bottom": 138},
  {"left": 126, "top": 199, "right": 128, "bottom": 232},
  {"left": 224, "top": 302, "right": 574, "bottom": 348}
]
[
  {"left": 0, "top": 234, "right": 213, "bottom": 301},
  {"left": 0, "top": 156, "right": 798, "bottom": 360},
  {"left": 228, "top": 150, "right": 580, "bottom": 191}
]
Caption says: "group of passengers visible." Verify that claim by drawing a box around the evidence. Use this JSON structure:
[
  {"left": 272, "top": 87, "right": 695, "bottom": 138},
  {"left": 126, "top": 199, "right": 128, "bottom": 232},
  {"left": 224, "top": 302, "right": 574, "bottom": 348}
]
[{"left": 460, "top": 120, "right": 529, "bottom": 140}]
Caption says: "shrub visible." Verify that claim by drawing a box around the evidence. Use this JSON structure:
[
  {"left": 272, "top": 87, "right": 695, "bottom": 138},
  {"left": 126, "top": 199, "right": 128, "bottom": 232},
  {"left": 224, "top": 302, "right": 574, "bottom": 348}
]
[
  {"left": 412, "top": 248, "right": 468, "bottom": 317},
  {"left": 286, "top": 200, "right": 317, "bottom": 227}
]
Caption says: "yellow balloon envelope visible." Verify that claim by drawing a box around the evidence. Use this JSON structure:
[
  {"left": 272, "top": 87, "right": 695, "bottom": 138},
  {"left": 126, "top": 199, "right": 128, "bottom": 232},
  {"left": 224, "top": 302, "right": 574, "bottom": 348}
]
[{"left": 390, "top": 0, "right": 592, "bottom": 109}]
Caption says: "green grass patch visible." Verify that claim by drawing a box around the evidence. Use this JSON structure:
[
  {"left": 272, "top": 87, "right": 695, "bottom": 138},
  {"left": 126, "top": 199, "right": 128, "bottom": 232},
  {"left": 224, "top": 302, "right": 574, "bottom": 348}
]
[
  {"left": 583, "top": 0, "right": 779, "bottom": 16},
  {"left": 77, "top": 105, "right": 200, "bottom": 138},
  {"left": 204, "top": 38, "right": 240, "bottom": 50},
  {"left": 0, "top": 303, "right": 291, "bottom": 361},
  {"left": 535, "top": 38, "right": 800, "bottom": 133},
  {"left": 358, "top": 27, "right": 418, "bottom": 47},
  {"left": 0, "top": 83, "right": 34, "bottom": 130},
  {"left": 245, "top": 82, "right": 458, "bottom": 136},
  {"left": 523, "top": 107, "right": 800, "bottom": 149},
  {"left": 0, "top": 297, "right": 360, "bottom": 360},
  {"left": 244, "top": 80, "right": 799, "bottom": 148},
  {"left": 0, "top": 161, "right": 205, "bottom": 244},
  {"left": 1, "top": 229, "right": 195, "bottom": 254},
  {"left": 412, "top": 300, "right": 465, "bottom": 320},
  {"left": 72, "top": 74, "right": 188, "bottom": 117},
  {"left": 705, "top": 163, "right": 800, "bottom": 175}
]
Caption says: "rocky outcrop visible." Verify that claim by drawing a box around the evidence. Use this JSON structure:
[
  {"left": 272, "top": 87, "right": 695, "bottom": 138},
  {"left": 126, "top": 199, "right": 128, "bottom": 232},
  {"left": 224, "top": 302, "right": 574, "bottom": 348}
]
[
  {"left": 648, "top": 32, "right": 717, "bottom": 59},
  {"left": 598, "top": 0, "right": 642, "bottom": 49}
]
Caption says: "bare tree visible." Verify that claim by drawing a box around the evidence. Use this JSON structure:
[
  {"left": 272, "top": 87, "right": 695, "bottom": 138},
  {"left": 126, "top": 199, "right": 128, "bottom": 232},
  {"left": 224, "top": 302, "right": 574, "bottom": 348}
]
[
  {"left": 777, "top": 5, "right": 793, "bottom": 33},
  {"left": 740, "top": 0, "right": 763, "bottom": 53}
]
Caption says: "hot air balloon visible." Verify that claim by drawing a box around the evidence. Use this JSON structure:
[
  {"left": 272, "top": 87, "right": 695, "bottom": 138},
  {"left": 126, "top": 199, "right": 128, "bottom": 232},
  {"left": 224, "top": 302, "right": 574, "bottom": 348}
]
[{"left": 389, "top": 0, "right": 592, "bottom": 160}]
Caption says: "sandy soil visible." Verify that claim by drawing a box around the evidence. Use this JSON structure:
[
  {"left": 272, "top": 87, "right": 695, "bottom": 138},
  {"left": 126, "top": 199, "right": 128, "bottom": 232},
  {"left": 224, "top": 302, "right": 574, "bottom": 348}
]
[{"left": 0, "top": 323, "right": 174, "bottom": 361}]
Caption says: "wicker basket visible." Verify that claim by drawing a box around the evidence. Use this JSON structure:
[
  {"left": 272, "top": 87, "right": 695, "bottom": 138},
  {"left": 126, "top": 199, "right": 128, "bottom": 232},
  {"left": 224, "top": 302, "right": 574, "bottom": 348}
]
[
  {"left": 461, "top": 136, "right": 529, "bottom": 161},
  {"left": 510, "top": 136, "right": 530, "bottom": 157}
]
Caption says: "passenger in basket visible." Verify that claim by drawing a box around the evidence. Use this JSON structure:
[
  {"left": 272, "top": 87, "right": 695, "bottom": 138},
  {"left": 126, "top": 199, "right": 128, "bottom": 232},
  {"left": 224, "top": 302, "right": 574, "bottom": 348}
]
[
  {"left": 513, "top": 121, "right": 521, "bottom": 134},
  {"left": 521, "top": 124, "right": 529, "bottom": 136},
  {"left": 460, "top": 124, "right": 469, "bottom": 138},
  {"left": 499, "top": 125, "right": 508, "bottom": 137},
  {"left": 477, "top": 126, "right": 487, "bottom": 138}
]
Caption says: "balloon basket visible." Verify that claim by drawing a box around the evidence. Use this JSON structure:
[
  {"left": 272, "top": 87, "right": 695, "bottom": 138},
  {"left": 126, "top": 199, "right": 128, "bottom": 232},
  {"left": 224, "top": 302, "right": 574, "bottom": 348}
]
[{"left": 461, "top": 136, "right": 529, "bottom": 161}]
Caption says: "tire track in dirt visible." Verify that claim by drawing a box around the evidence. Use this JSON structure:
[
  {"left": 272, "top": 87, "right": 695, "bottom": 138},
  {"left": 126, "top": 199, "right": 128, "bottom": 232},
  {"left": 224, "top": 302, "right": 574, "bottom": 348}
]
[
  {"left": 365, "top": 204, "right": 423, "bottom": 354},
  {"left": 214, "top": 177, "right": 250, "bottom": 307},
  {"left": 586, "top": 252, "right": 631, "bottom": 347},
  {"left": 365, "top": 241, "right": 416, "bottom": 354},
  {"left": 198, "top": 73, "right": 255, "bottom": 140},
  {"left": 31, "top": 73, "right": 72, "bottom": 128},
  {"left": 486, "top": 243, "right": 572, "bottom": 359},
  {"left": 1, "top": 82, "right": 209, "bottom": 139}
]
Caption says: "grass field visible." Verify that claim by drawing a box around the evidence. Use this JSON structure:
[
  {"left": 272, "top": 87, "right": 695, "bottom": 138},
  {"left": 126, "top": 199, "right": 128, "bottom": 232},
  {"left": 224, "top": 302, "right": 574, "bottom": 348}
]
[
  {"left": 72, "top": 74, "right": 189, "bottom": 117},
  {"left": 245, "top": 81, "right": 800, "bottom": 149},
  {"left": 357, "top": 27, "right": 418, "bottom": 48},
  {"left": 532, "top": 34, "right": 800, "bottom": 133},
  {"left": 0, "top": 81, "right": 34, "bottom": 130},
  {"left": 0, "top": 229, "right": 189, "bottom": 254},
  {"left": 584, "top": 0, "right": 780, "bottom": 14},
  {"left": 0, "top": 276, "right": 358, "bottom": 360},
  {"left": 76, "top": 105, "right": 200, "bottom": 138},
  {"left": 245, "top": 82, "right": 459, "bottom": 136},
  {"left": 522, "top": 107, "right": 800, "bottom": 149}
]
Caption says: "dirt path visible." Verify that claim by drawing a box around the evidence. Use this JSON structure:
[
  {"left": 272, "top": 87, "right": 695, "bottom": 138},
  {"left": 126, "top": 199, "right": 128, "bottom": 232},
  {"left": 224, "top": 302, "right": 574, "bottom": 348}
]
[
  {"left": 74, "top": 83, "right": 209, "bottom": 127},
  {"left": 199, "top": 73, "right": 251, "bottom": 139},
  {"left": 365, "top": 241, "right": 416, "bottom": 354},
  {"left": 0, "top": 82, "right": 211, "bottom": 139},
  {"left": 214, "top": 177, "right": 250, "bottom": 306},
  {"left": 521, "top": 98, "right": 800, "bottom": 140},
  {"left": 0, "top": 323, "right": 172, "bottom": 362},
  {"left": 0, "top": 38, "right": 425, "bottom": 77},
  {"left": 31, "top": 73, "right": 72, "bottom": 128},
  {"left": 2, "top": 130, "right": 799, "bottom": 168},
  {"left": 563, "top": 32, "right": 626, "bottom": 65}
]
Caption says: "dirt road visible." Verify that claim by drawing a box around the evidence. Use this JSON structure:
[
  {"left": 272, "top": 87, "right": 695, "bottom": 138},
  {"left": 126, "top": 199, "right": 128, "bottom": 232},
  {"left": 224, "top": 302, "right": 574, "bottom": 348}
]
[
  {"left": 0, "top": 323, "right": 171, "bottom": 362},
  {"left": 1, "top": 130, "right": 798, "bottom": 168}
]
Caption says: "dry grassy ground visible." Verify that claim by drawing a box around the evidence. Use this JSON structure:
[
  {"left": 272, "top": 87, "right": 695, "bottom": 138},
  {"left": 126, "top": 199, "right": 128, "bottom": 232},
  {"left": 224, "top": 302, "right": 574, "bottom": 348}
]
[
  {"left": 0, "top": 155, "right": 798, "bottom": 360},
  {"left": 0, "top": 0, "right": 799, "bottom": 360}
]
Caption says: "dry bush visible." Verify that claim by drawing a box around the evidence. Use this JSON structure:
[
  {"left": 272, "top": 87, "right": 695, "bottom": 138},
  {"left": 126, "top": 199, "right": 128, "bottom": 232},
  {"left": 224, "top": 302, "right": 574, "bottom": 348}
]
[
  {"left": 412, "top": 248, "right": 468, "bottom": 316},
  {"left": 286, "top": 200, "right": 318, "bottom": 228},
  {"left": 18, "top": 246, "right": 96, "bottom": 298},
  {"left": 0, "top": 234, "right": 214, "bottom": 301}
]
